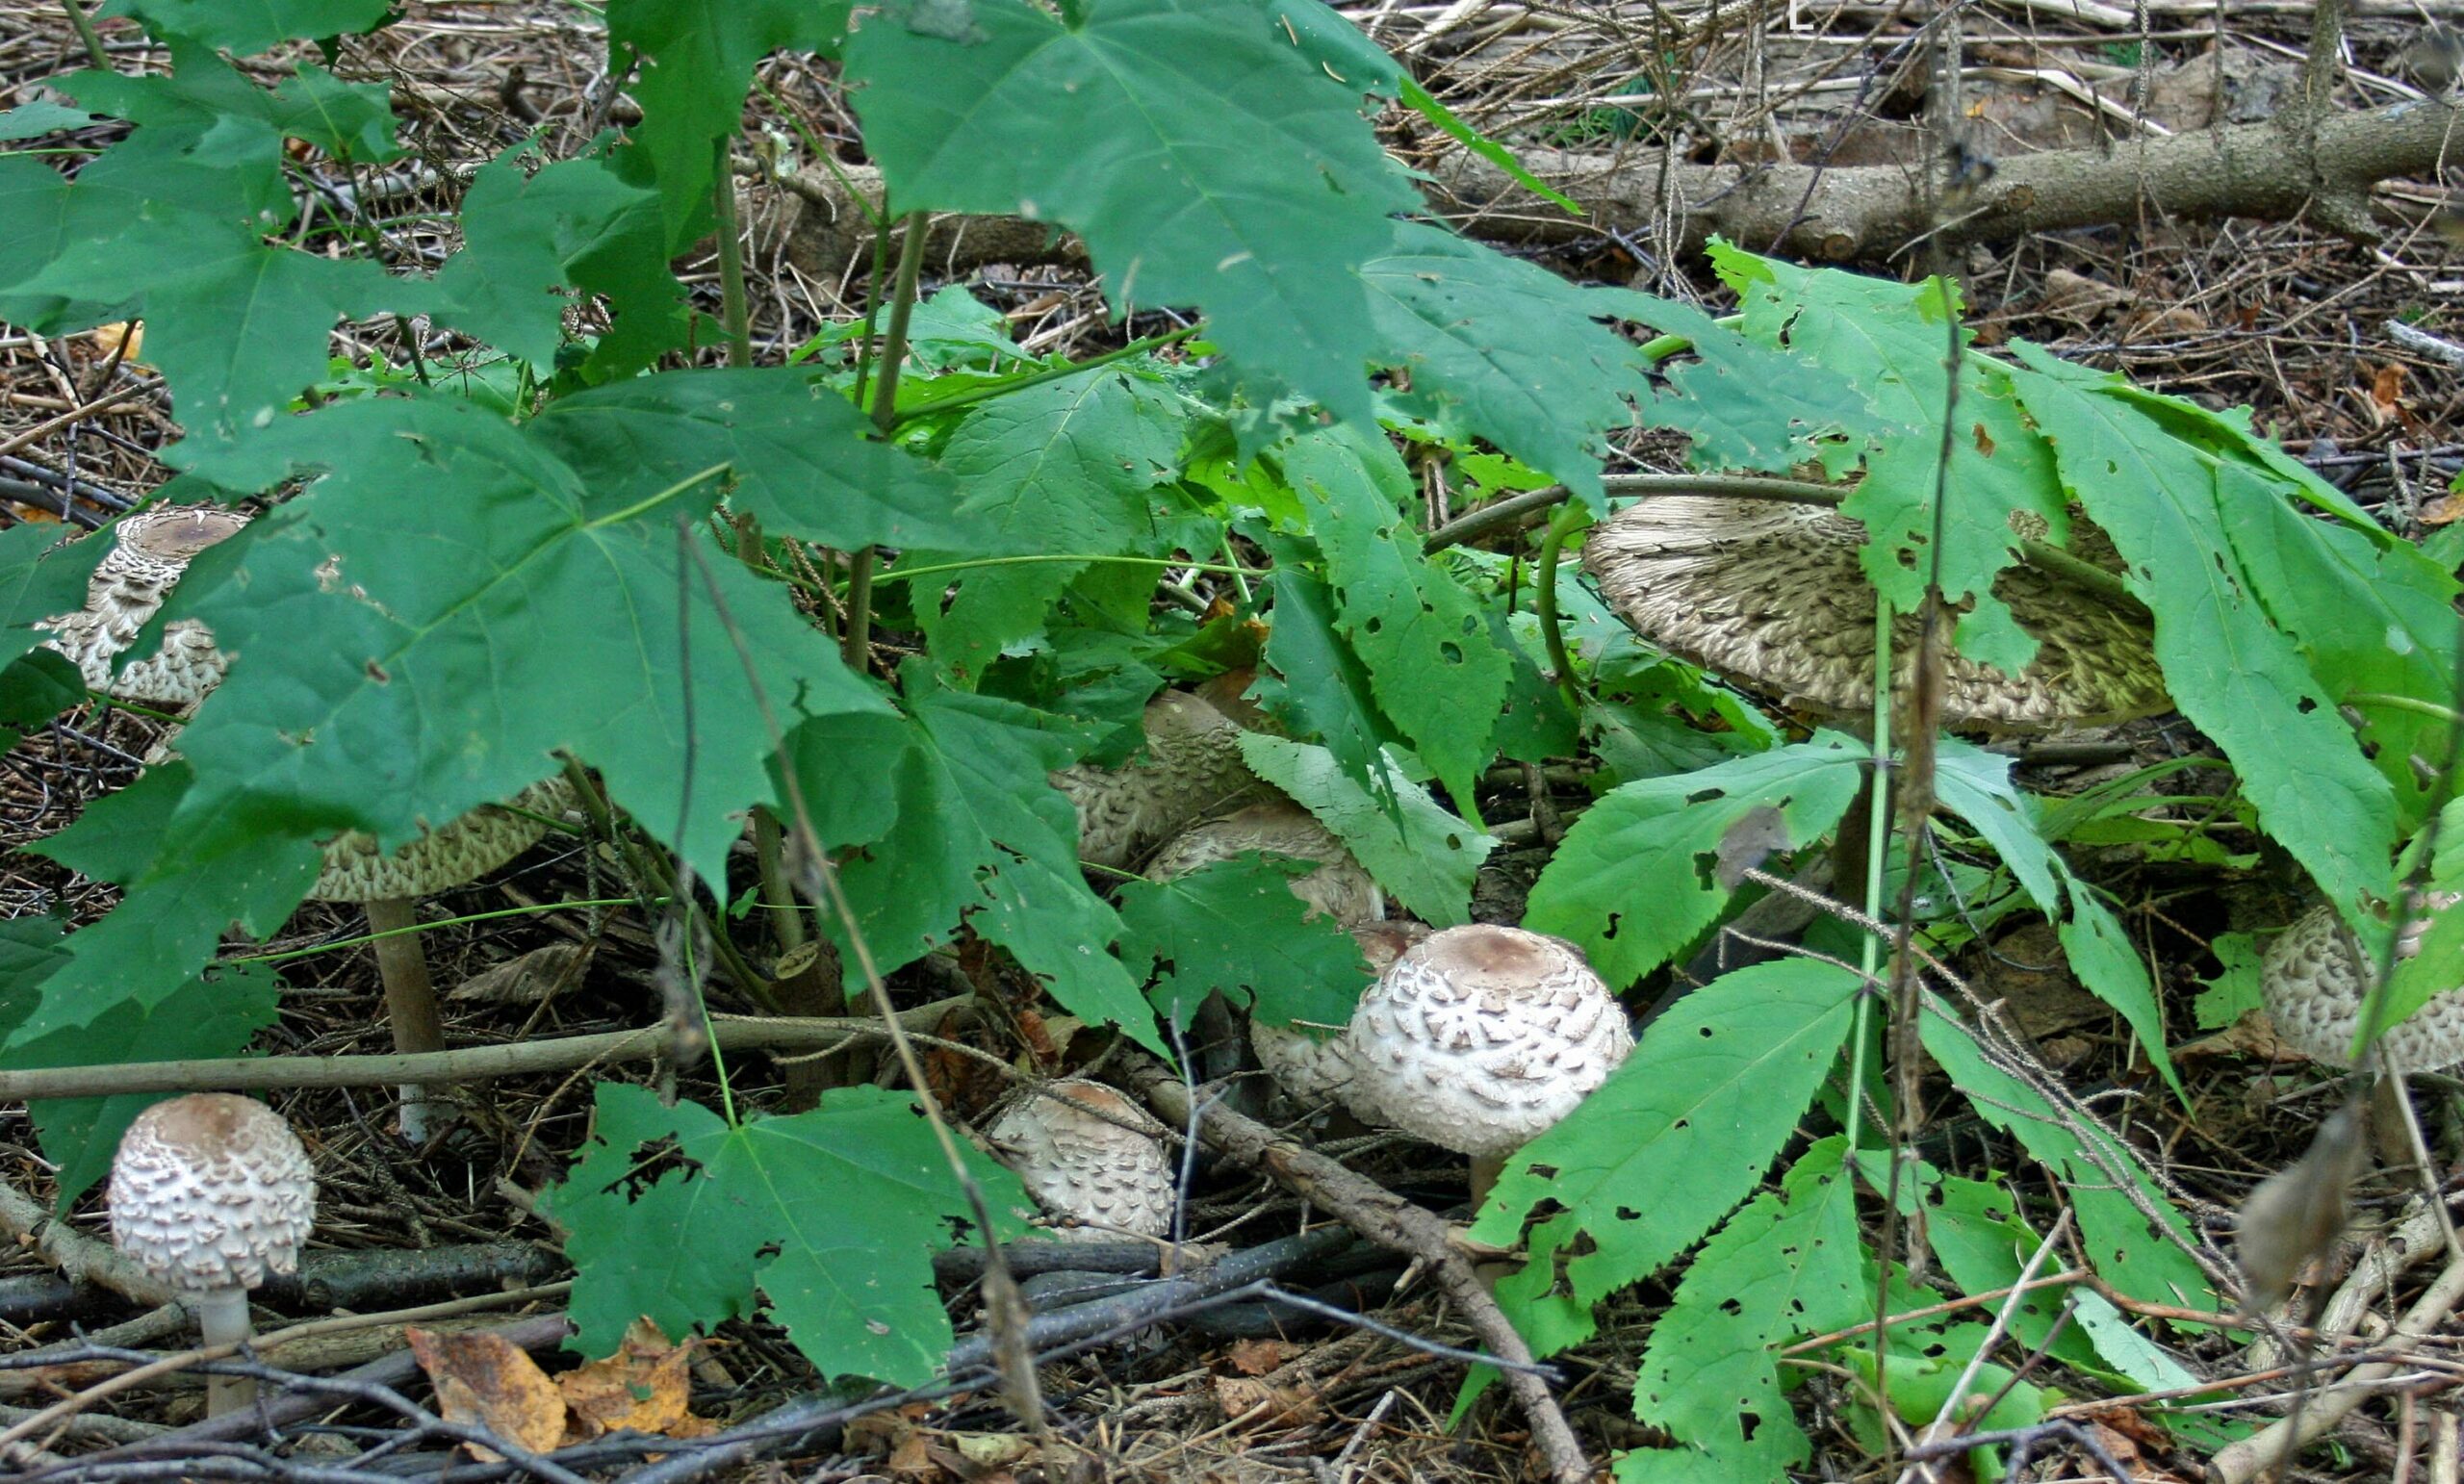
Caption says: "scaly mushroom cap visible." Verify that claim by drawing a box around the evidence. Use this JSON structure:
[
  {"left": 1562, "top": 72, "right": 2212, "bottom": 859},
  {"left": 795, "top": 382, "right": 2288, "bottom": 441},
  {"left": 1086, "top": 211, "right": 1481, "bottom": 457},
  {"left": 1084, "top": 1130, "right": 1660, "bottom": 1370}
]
[
  {"left": 1055, "top": 690, "right": 1265, "bottom": 869},
  {"left": 1146, "top": 800, "right": 1383, "bottom": 928},
  {"left": 1581, "top": 497, "right": 2168, "bottom": 732},
  {"left": 311, "top": 778, "right": 577, "bottom": 903},
  {"left": 1253, "top": 921, "right": 1431, "bottom": 1116},
  {"left": 2262, "top": 899, "right": 2464, "bottom": 1073},
  {"left": 38, "top": 503, "right": 252, "bottom": 707},
  {"left": 1348, "top": 924, "right": 1633, "bottom": 1159},
  {"left": 109, "top": 1093, "right": 316, "bottom": 1292},
  {"left": 985, "top": 1080, "right": 1175, "bottom": 1241}
]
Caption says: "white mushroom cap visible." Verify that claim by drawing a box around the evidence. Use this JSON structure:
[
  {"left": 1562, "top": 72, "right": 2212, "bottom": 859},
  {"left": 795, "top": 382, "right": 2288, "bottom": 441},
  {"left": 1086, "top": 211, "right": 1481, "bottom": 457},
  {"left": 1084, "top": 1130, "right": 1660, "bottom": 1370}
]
[
  {"left": 1055, "top": 690, "right": 1265, "bottom": 869},
  {"left": 1252, "top": 921, "right": 1430, "bottom": 1117},
  {"left": 109, "top": 1094, "right": 316, "bottom": 1292},
  {"left": 38, "top": 503, "right": 252, "bottom": 707},
  {"left": 1581, "top": 497, "right": 2168, "bottom": 732},
  {"left": 310, "top": 777, "right": 577, "bottom": 903},
  {"left": 2263, "top": 897, "right": 2464, "bottom": 1073},
  {"left": 1348, "top": 925, "right": 1633, "bottom": 1159},
  {"left": 1146, "top": 800, "right": 1383, "bottom": 928},
  {"left": 984, "top": 1080, "right": 1175, "bottom": 1242}
]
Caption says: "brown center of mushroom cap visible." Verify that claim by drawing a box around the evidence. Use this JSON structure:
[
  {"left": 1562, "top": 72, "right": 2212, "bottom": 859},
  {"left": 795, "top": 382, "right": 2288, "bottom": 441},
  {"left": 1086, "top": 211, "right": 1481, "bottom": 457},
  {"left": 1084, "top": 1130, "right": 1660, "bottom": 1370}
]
[{"left": 121, "top": 507, "right": 250, "bottom": 563}]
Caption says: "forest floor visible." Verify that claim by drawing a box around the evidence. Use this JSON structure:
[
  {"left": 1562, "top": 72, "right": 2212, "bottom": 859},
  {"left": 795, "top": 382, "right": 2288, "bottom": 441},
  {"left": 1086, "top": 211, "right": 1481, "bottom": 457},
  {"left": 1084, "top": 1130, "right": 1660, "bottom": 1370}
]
[{"left": 4, "top": 2, "right": 2464, "bottom": 1482}]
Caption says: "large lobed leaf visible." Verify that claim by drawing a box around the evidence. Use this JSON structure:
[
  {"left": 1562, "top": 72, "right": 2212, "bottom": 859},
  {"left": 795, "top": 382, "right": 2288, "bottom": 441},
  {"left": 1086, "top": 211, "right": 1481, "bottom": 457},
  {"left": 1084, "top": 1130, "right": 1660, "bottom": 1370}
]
[
  {"left": 846, "top": 0, "right": 1422, "bottom": 422},
  {"left": 1115, "top": 856, "right": 1368, "bottom": 1032},
  {"left": 544, "top": 1083, "right": 1029, "bottom": 1386},
  {"left": 1471, "top": 959, "right": 1864, "bottom": 1357}
]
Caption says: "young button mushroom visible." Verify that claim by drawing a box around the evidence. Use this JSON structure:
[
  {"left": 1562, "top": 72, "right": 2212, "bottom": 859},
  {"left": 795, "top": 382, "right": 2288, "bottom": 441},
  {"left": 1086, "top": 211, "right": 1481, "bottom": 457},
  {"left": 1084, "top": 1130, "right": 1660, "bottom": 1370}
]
[
  {"left": 1580, "top": 497, "right": 2169, "bottom": 733},
  {"left": 1348, "top": 924, "right": 1633, "bottom": 1202},
  {"left": 38, "top": 502, "right": 253, "bottom": 708},
  {"left": 310, "top": 778, "right": 578, "bottom": 1142},
  {"left": 985, "top": 1080, "right": 1176, "bottom": 1242},
  {"left": 1054, "top": 689, "right": 1265, "bottom": 869},
  {"left": 2263, "top": 897, "right": 2464, "bottom": 1160},
  {"left": 109, "top": 1094, "right": 316, "bottom": 1417}
]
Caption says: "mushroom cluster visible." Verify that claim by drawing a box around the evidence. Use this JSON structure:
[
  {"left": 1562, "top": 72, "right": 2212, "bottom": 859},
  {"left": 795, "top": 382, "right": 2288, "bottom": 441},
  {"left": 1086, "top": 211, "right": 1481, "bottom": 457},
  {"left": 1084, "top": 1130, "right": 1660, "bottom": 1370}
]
[
  {"left": 985, "top": 1080, "right": 1177, "bottom": 1242},
  {"left": 1581, "top": 496, "right": 2169, "bottom": 732},
  {"left": 1055, "top": 689, "right": 1266, "bottom": 869},
  {"left": 109, "top": 1094, "right": 316, "bottom": 1416},
  {"left": 38, "top": 503, "right": 580, "bottom": 1140}
]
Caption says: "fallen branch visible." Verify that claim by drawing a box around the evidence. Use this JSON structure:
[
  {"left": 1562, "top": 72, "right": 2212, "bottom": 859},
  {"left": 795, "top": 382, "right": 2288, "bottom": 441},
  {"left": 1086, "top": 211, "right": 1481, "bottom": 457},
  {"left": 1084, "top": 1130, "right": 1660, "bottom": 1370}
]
[
  {"left": 0, "top": 996, "right": 970, "bottom": 1101},
  {"left": 1123, "top": 1056, "right": 1595, "bottom": 1484},
  {"left": 767, "top": 100, "right": 2464, "bottom": 281},
  {"left": 0, "top": 1171, "right": 172, "bottom": 1309}
]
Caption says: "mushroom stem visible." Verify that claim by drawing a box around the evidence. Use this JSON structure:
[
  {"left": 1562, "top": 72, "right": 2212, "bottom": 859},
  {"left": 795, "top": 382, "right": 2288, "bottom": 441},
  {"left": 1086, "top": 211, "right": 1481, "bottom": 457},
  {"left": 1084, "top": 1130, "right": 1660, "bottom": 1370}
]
[
  {"left": 363, "top": 898, "right": 444, "bottom": 1142},
  {"left": 1469, "top": 1154, "right": 1506, "bottom": 1211},
  {"left": 192, "top": 1285, "right": 255, "bottom": 1415}
]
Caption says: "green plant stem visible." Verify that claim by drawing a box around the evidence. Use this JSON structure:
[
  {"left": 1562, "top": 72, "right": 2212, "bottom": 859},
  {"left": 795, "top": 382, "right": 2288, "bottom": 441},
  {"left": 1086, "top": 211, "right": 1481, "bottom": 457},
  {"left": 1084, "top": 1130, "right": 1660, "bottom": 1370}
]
[
  {"left": 840, "top": 212, "right": 930, "bottom": 675},
  {"left": 848, "top": 213, "right": 896, "bottom": 410},
  {"left": 60, "top": 0, "right": 109, "bottom": 70},
  {"left": 2346, "top": 691, "right": 2464, "bottom": 725},
  {"left": 753, "top": 807, "right": 807, "bottom": 953},
  {"left": 872, "top": 552, "right": 1261, "bottom": 586},
  {"left": 711, "top": 137, "right": 754, "bottom": 371},
  {"left": 558, "top": 755, "right": 781, "bottom": 1013},
  {"left": 888, "top": 323, "right": 1204, "bottom": 429},
  {"left": 1534, "top": 508, "right": 1584, "bottom": 714}
]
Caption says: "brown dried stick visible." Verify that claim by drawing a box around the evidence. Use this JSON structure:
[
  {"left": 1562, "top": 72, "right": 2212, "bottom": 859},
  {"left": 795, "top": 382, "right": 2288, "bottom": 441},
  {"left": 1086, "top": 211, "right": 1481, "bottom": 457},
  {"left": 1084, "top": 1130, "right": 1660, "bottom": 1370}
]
[{"left": 1125, "top": 1057, "right": 1593, "bottom": 1484}]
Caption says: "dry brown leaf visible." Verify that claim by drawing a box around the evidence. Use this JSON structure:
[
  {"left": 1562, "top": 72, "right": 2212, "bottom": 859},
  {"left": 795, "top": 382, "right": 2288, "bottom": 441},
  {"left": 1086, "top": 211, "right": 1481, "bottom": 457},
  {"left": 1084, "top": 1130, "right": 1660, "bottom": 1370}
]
[
  {"left": 2421, "top": 492, "right": 2464, "bottom": 526},
  {"left": 86, "top": 320, "right": 146, "bottom": 368},
  {"left": 886, "top": 1430, "right": 938, "bottom": 1480},
  {"left": 555, "top": 1318, "right": 712, "bottom": 1441},
  {"left": 1211, "top": 1375, "right": 1322, "bottom": 1426},
  {"left": 408, "top": 1326, "right": 566, "bottom": 1462},
  {"left": 449, "top": 942, "right": 587, "bottom": 1005},
  {"left": 1220, "top": 1337, "right": 1297, "bottom": 1376}
]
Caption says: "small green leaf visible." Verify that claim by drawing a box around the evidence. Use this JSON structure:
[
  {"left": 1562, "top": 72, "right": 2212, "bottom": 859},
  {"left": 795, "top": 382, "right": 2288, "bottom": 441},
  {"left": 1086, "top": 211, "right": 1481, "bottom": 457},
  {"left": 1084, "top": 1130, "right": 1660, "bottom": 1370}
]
[
  {"left": 2194, "top": 933, "right": 2265, "bottom": 1030},
  {"left": 1526, "top": 735, "right": 1864, "bottom": 985},
  {"left": 1473, "top": 959, "right": 1864, "bottom": 1358},
  {"left": 98, "top": 0, "right": 395, "bottom": 57},
  {"left": 0, "top": 101, "right": 101, "bottom": 140},
  {"left": 1236, "top": 733, "right": 1494, "bottom": 929},
  {"left": 1116, "top": 856, "right": 1368, "bottom": 1030}
]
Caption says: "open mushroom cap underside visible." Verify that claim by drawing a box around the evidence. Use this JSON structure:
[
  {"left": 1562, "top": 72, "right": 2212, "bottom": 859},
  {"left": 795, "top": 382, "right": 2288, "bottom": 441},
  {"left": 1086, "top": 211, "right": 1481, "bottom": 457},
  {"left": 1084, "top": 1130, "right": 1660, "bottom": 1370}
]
[
  {"left": 38, "top": 502, "right": 255, "bottom": 704},
  {"left": 1581, "top": 497, "right": 2169, "bottom": 732},
  {"left": 311, "top": 776, "right": 580, "bottom": 903}
]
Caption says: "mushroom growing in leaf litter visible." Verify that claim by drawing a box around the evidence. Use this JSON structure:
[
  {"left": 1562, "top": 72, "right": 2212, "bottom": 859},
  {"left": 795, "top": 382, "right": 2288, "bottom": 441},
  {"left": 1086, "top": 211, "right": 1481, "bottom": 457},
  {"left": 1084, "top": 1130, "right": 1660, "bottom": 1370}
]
[
  {"left": 110, "top": 1093, "right": 316, "bottom": 1417},
  {"left": 1146, "top": 800, "right": 1384, "bottom": 927},
  {"left": 985, "top": 1080, "right": 1176, "bottom": 1242},
  {"left": 1251, "top": 920, "right": 1430, "bottom": 1123},
  {"left": 1580, "top": 496, "right": 2169, "bottom": 732},
  {"left": 310, "top": 778, "right": 578, "bottom": 1143},
  {"left": 1055, "top": 689, "right": 1265, "bottom": 869},
  {"left": 1348, "top": 924, "right": 1633, "bottom": 1201},
  {"left": 2262, "top": 897, "right": 2464, "bottom": 1162},
  {"left": 38, "top": 502, "right": 252, "bottom": 707}
]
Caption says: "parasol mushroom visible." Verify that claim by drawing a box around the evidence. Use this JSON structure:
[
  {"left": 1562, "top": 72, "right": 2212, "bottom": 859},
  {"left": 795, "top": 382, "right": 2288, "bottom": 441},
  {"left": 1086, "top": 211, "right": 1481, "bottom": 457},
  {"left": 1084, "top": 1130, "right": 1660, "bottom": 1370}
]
[
  {"left": 1579, "top": 496, "right": 2169, "bottom": 733},
  {"left": 109, "top": 1093, "right": 316, "bottom": 1417},
  {"left": 1250, "top": 920, "right": 1430, "bottom": 1122},
  {"left": 984, "top": 1079, "right": 1176, "bottom": 1242},
  {"left": 1054, "top": 689, "right": 1265, "bottom": 869},
  {"left": 38, "top": 502, "right": 253, "bottom": 707},
  {"left": 2262, "top": 896, "right": 2464, "bottom": 1162},
  {"left": 1146, "top": 800, "right": 1384, "bottom": 927},
  {"left": 1347, "top": 924, "right": 1633, "bottom": 1202}
]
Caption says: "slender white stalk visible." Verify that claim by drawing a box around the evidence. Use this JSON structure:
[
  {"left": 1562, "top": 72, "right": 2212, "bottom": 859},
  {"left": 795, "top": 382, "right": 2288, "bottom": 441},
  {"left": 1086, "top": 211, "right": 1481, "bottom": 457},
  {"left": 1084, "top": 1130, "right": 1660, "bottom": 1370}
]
[{"left": 190, "top": 1285, "right": 255, "bottom": 1416}]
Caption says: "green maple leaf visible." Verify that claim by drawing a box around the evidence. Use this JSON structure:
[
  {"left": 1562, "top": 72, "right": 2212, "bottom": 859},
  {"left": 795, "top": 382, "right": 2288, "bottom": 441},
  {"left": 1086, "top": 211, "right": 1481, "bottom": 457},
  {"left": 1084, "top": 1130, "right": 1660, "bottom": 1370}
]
[
  {"left": 834, "top": 667, "right": 1166, "bottom": 1052},
  {"left": 847, "top": 0, "right": 1421, "bottom": 422},
  {"left": 544, "top": 1082, "right": 1027, "bottom": 1385},
  {"left": 99, "top": 0, "right": 394, "bottom": 56},
  {"left": 1236, "top": 734, "right": 1495, "bottom": 928}
]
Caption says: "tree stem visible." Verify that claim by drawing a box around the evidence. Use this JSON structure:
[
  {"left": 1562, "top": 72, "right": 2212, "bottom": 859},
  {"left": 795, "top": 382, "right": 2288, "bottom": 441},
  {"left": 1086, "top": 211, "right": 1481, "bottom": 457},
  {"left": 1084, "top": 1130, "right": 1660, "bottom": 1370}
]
[
  {"left": 712, "top": 137, "right": 754, "bottom": 370},
  {"left": 60, "top": 0, "right": 109, "bottom": 69}
]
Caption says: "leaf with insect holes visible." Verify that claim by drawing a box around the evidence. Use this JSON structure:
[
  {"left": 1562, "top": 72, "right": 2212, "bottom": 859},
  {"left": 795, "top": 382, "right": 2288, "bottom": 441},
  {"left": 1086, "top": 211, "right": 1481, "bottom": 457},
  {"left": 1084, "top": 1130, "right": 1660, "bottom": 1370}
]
[
  {"left": 1920, "top": 1000, "right": 2220, "bottom": 1317},
  {"left": 1236, "top": 734, "right": 1495, "bottom": 929},
  {"left": 1524, "top": 735, "right": 1865, "bottom": 986},
  {"left": 846, "top": 0, "right": 1421, "bottom": 422},
  {"left": 1934, "top": 741, "right": 2177, "bottom": 1096},
  {"left": 1472, "top": 959, "right": 1863, "bottom": 1359},
  {"left": 1116, "top": 856, "right": 1369, "bottom": 1032},
  {"left": 2009, "top": 352, "right": 2403, "bottom": 943},
  {"left": 1275, "top": 425, "right": 1507, "bottom": 812},
  {"left": 830, "top": 667, "right": 1166, "bottom": 1053},
  {"left": 544, "top": 1082, "right": 1028, "bottom": 1386},
  {"left": 1619, "top": 1139, "right": 1865, "bottom": 1484}
]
